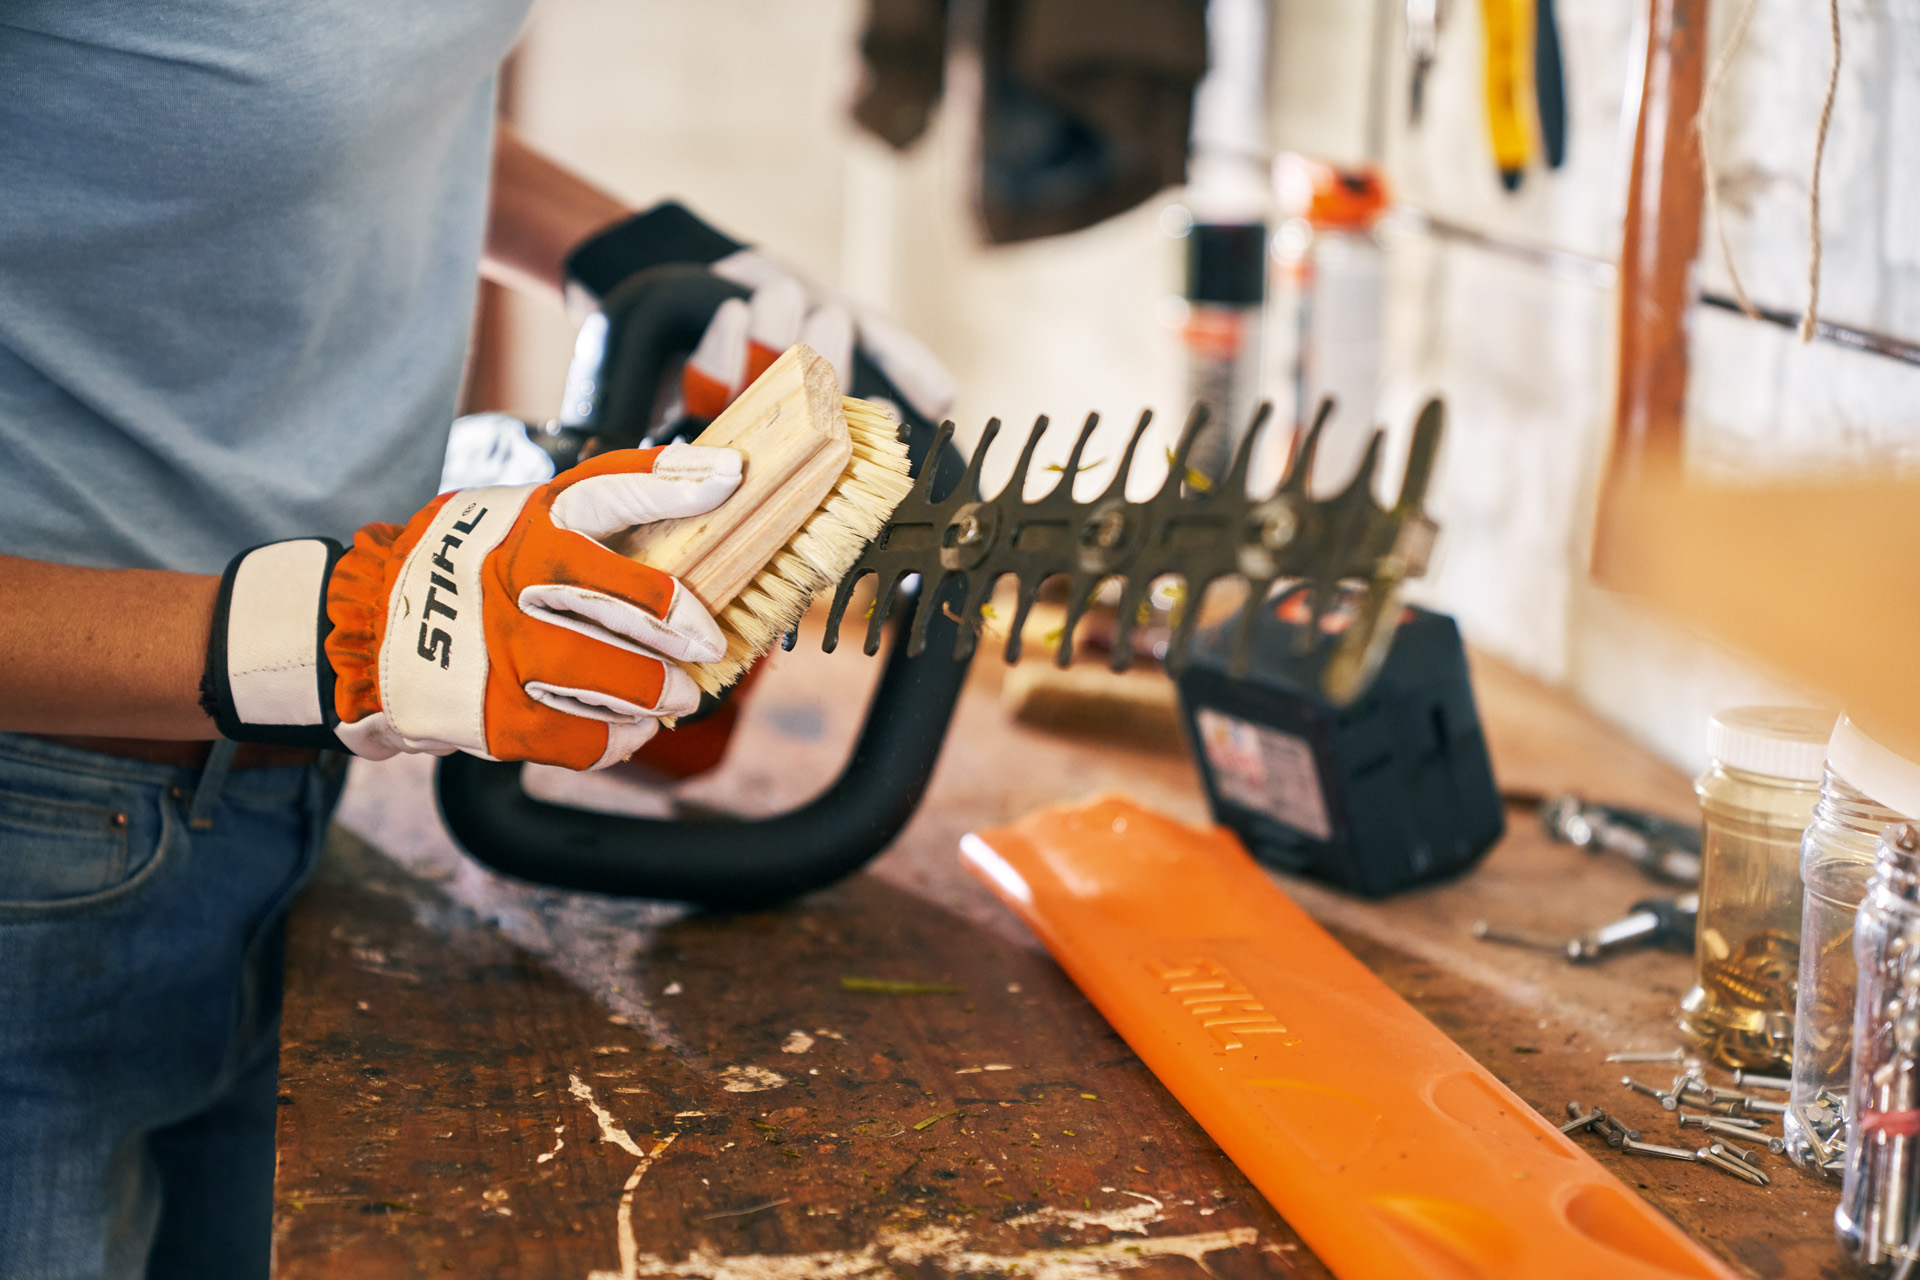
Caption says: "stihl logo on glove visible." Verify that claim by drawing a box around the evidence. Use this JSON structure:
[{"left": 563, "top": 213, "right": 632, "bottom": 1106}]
[
  {"left": 416, "top": 504, "right": 487, "bottom": 668},
  {"left": 204, "top": 443, "right": 743, "bottom": 772}
]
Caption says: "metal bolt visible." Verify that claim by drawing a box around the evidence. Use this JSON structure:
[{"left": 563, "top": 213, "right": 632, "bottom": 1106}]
[
  {"left": 1699, "top": 1146, "right": 1769, "bottom": 1185},
  {"left": 1560, "top": 1103, "right": 1605, "bottom": 1135},
  {"left": 1731, "top": 1070, "right": 1790, "bottom": 1092},
  {"left": 1622, "top": 1077, "right": 1668, "bottom": 1103},
  {"left": 1257, "top": 505, "right": 1298, "bottom": 550},
  {"left": 954, "top": 513, "right": 984, "bottom": 547},
  {"left": 1703, "top": 1113, "right": 1764, "bottom": 1131},
  {"left": 1712, "top": 1143, "right": 1766, "bottom": 1189},
  {"left": 1597, "top": 1115, "right": 1641, "bottom": 1148},
  {"left": 1087, "top": 509, "right": 1127, "bottom": 549},
  {"left": 1704, "top": 1132, "right": 1764, "bottom": 1163},
  {"left": 1474, "top": 921, "right": 1569, "bottom": 952}
]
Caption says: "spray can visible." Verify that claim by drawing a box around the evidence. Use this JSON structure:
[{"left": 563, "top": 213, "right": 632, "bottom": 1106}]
[
  {"left": 1182, "top": 222, "right": 1268, "bottom": 482},
  {"left": 1269, "top": 155, "right": 1391, "bottom": 489}
]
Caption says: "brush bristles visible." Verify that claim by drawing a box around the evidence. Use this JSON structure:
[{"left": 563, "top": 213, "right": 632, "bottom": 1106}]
[{"left": 689, "top": 396, "right": 914, "bottom": 695}]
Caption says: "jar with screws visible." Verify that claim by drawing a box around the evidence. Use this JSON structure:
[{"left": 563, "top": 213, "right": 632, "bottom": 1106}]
[
  {"left": 1787, "top": 716, "right": 1920, "bottom": 1177},
  {"left": 1679, "top": 707, "right": 1832, "bottom": 1071},
  {"left": 1836, "top": 823, "right": 1920, "bottom": 1273}
]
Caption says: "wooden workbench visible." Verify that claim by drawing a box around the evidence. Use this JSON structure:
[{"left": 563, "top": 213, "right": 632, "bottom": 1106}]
[{"left": 274, "top": 624, "right": 1848, "bottom": 1278}]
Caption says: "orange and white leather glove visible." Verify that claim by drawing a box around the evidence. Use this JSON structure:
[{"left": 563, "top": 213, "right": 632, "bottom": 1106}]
[
  {"left": 200, "top": 443, "right": 741, "bottom": 771},
  {"left": 563, "top": 201, "right": 956, "bottom": 425}
]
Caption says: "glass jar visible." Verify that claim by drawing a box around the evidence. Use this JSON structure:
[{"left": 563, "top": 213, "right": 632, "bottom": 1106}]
[
  {"left": 1835, "top": 823, "right": 1920, "bottom": 1273},
  {"left": 1678, "top": 707, "right": 1831, "bottom": 1070},
  {"left": 1787, "top": 716, "right": 1920, "bottom": 1177}
]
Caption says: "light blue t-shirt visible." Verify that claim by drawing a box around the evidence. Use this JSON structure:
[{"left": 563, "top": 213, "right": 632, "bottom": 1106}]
[{"left": 0, "top": 1, "right": 531, "bottom": 572}]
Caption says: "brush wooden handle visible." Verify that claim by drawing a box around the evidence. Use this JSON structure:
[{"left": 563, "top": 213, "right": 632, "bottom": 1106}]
[{"left": 618, "top": 344, "right": 852, "bottom": 610}]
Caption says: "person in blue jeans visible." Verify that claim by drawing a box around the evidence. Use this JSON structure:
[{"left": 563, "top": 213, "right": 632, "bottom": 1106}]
[{"left": 0, "top": 5, "right": 954, "bottom": 1277}]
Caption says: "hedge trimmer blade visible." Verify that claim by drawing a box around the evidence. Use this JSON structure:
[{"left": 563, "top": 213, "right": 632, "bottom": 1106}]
[{"left": 820, "top": 398, "right": 1444, "bottom": 705}]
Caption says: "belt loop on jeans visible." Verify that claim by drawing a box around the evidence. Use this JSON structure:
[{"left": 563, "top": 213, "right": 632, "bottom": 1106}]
[{"left": 188, "top": 739, "right": 241, "bottom": 830}]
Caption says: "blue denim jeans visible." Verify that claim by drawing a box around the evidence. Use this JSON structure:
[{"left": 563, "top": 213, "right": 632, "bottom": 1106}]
[{"left": 0, "top": 733, "right": 345, "bottom": 1280}]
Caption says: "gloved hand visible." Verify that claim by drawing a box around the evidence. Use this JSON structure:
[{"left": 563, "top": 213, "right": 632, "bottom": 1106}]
[
  {"left": 201, "top": 443, "right": 742, "bottom": 771},
  {"left": 563, "top": 201, "right": 956, "bottom": 424}
]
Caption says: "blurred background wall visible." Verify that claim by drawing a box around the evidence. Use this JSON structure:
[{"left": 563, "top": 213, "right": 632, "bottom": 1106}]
[{"left": 485, "top": 0, "right": 1920, "bottom": 774}]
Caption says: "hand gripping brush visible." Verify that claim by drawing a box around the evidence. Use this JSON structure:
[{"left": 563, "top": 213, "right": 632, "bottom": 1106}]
[
  {"left": 434, "top": 263, "right": 1445, "bottom": 909},
  {"left": 617, "top": 343, "right": 912, "bottom": 699}
]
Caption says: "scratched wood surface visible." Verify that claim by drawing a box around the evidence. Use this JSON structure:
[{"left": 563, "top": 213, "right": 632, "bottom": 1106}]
[
  {"left": 274, "top": 830, "right": 1321, "bottom": 1278},
  {"left": 278, "top": 619, "right": 1847, "bottom": 1278}
]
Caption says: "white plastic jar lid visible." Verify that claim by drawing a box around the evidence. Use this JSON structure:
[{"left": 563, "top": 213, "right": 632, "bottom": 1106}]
[
  {"left": 1707, "top": 706, "right": 1836, "bottom": 781},
  {"left": 1829, "top": 714, "right": 1920, "bottom": 818}
]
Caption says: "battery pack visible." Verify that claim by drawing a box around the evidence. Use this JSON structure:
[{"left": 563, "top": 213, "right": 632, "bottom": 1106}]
[{"left": 1176, "top": 598, "right": 1503, "bottom": 896}]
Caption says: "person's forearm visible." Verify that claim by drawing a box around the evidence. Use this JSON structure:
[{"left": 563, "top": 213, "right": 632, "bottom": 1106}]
[
  {"left": 482, "top": 125, "right": 631, "bottom": 300},
  {"left": 0, "top": 555, "right": 220, "bottom": 738}
]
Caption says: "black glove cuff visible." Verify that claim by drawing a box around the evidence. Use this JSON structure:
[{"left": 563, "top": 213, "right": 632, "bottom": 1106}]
[
  {"left": 201, "top": 538, "right": 348, "bottom": 750},
  {"left": 563, "top": 201, "right": 746, "bottom": 301}
]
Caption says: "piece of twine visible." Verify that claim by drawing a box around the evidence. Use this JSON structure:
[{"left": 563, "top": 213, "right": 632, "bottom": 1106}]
[
  {"left": 1694, "top": 0, "right": 1843, "bottom": 343},
  {"left": 1802, "top": 0, "right": 1842, "bottom": 343}
]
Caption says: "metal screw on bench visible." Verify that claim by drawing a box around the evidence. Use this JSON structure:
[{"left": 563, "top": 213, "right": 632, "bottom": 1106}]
[
  {"left": 1732, "top": 1069, "right": 1791, "bottom": 1091},
  {"left": 1471, "top": 921, "right": 1568, "bottom": 952},
  {"left": 1679, "top": 1114, "right": 1766, "bottom": 1141},
  {"left": 1711, "top": 1141, "right": 1771, "bottom": 1182},
  {"left": 1699, "top": 1144, "right": 1769, "bottom": 1186},
  {"left": 1606, "top": 1049, "right": 1686, "bottom": 1065},
  {"left": 1621, "top": 1077, "right": 1670, "bottom": 1105},
  {"left": 1622, "top": 1138, "right": 1698, "bottom": 1162},
  {"left": 1560, "top": 1102, "right": 1606, "bottom": 1135},
  {"left": 1598, "top": 1114, "right": 1641, "bottom": 1148}
]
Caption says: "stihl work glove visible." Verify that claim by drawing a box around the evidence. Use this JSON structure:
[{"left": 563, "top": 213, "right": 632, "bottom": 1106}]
[
  {"left": 563, "top": 201, "right": 956, "bottom": 424},
  {"left": 202, "top": 443, "right": 741, "bottom": 771}
]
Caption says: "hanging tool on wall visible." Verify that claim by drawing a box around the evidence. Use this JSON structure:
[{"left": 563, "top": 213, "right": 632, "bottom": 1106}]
[
  {"left": 1405, "top": 0, "right": 1446, "bottom": 125},
  {"left": 1478, "top": 0, "right": 1533, "bottom": 188},
  {"left": 1534, "top": 0, "right": 1567, "bottom": 169},
  {"left": 436, "top": 266, "right": 1447, "bottom": 908}
]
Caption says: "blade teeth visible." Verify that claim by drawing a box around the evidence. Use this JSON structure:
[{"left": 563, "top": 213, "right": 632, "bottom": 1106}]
[
  {"left": 955, "top": 418, "right": 1001, "bottom": 502},
  {"left": 1224, "top": 402, "right": 1273, "bottom": 495},
  {"left": 1003, "top": 416, "right": 1049, "bottom": 501},
  {"left": 1058, "top": 411, "right": 1102, "bottom": 490},
  {"left": 1397, "top": 399, "right": 1445, "bottom": 510},
  {"left": 1165, "top": 402, "right": 1209, "bottom": 477},
  {"left": 822, "top": 569, "right": 867, "bottom": 654},
  {"left": 1286, "top": 397, "right": 1336, "bottom": 491},
  {"left": 917, "top": 421, "right": 958, "bottom": 500},
  {"left": 1056, "top": 574, "right": 1099, "bottom": 668},
  {"left": 1163, "top": 574, "right": 1208, "bottom": 675},
  {"left": 1003, "top": 576, "right": 1041, "bottom": 665},
  {"left": 906, "top": 573, "right": 953, "bottom": 659},
  {"left": 1341, "top": 429, "right": 1385, "bottom": 502},
  {"left": 865, "top": 570, "right": 910, "bottom": 656},
  {"left": 1108, "top": 577, "right": 1151, "bottom": 673},
  {"left": 1103, "top": 409, "right": 1156, "bottom": 500},
  {"left": 954, "top": 572, "right": 1000, "bottom": 663}
]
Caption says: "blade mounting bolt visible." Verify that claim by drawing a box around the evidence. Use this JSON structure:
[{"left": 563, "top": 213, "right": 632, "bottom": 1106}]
[
  {"left": 1258, "top": 506, "right": 1298, "bottom": 550},
  {"left": 1086, "top": 509, "right": 1128, "bottom": 549}
]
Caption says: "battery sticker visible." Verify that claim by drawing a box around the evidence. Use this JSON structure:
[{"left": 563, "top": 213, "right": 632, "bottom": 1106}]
[{"left": 1195, "top": 708, "right": 1333, "bottom": 841}]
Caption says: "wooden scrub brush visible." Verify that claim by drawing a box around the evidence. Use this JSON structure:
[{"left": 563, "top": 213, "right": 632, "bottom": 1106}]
[{"left": 619, "top": 343, "right": 914, "bottom": 697}]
